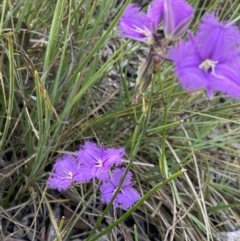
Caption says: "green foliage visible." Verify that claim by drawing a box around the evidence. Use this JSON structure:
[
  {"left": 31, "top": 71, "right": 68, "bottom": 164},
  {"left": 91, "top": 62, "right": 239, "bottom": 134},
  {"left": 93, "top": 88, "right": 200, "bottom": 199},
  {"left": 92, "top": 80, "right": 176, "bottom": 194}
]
[{"left": 1, "top": 0, "right": 240, "bottom": 240}]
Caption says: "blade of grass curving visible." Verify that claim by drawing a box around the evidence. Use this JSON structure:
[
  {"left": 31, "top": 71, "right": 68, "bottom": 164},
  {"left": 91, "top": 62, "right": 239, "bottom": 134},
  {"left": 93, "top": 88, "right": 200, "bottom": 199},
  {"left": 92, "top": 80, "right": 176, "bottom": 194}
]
[
  {"left": 49, "top": 0, "right": 72, "bottom": 101},
  {"left": 29, "top": 71, "right": 44, "bottom": 177},
  {"left": 134, "top": 224, "right": 138, "bottom": 241},
  {"left": 0, "top": 0, "right": 7, "bottom": 34},
  {"left": 42, "top": 0, "right": 67, "bottom": 84},
  {"left": 160, "top": 92, "right": 171, "bottom": 178},
  {"left": 130, "top": 107, "right": 149, "bottom": 158},
  {"left": 0, "top": 36, "right": 14, "bottom": 151},
  {"left": 147, "top": 121, "right": 181, "bottom": 133}
]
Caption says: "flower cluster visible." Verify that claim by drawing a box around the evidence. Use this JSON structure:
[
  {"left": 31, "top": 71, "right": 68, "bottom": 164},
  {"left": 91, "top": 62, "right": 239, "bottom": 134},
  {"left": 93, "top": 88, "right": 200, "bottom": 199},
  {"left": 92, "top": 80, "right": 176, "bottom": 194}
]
[
  {"left": 119, "top": 0, "right": 194, "bottom": 104},
  {"left": 119, "top": 0, "right": 240, "bottom": 101},
  {"left": 47, "top": 141, "right": 140, "bottom": 210}
]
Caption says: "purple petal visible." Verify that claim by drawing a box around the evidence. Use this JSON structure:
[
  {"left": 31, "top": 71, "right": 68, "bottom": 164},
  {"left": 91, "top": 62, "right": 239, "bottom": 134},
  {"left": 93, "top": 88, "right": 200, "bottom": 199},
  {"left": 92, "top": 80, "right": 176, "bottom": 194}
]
[
  {"left": 100, "top": 181, "right": 115, "bottom": 204},
  {"left": 207, "top": 62, "right": 240, "bottom": 98},
  {"left": 169, "top": 13, "right": 240, "bottom": 100},
  {"left": 196, "top": 14, "right": 240, "bottom": 60},
  {"left": 103, "top": 147, "right": 125, "bottom": 166},
  {"left": 115, "top": 187, "right": 141, "bottom": 210},
  {"left": 76, "top": 141, "right": 100, "bottom": 166},
  {"left": 163, "top": 0, "right": 194, "bottom": 40},
  {"left": 72, "top": 164, "right": 92, "bottom": 183},
  {"left": 53, "top": 154, "right": 76, "bottom": 172},
  {"left": 171, "top": 14, "right": 193, "bottom": 40},
  {"left": 47, "top": 175, "right": 72, "bottom": 192},
  {"left": 91, "top": 166, "right": 110, "bottom": 180},
  {"left": 110, "top": 168, "right": 133, "bottom": 186},
  {"left": 119, "top": 4, "right": 154, "bottom": 43},
  {"left": 147, "top": 0, "right": 163, "bottom": 31},
  {"left": 168, "top": 40, "right": 209, "bottom": 90}
]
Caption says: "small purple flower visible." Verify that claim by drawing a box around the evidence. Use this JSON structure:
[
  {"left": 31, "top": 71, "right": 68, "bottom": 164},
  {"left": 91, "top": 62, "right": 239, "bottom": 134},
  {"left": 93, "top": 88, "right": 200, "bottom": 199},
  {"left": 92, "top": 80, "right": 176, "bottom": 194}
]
[
  {"left": 162, "top": 0, "right": 194, "bottom": 40},
  {"left": 76, "top": 141, "right": 125, "bottom": 180},
  {"left": 119, "top": 2, "right": 163, "bottom": 45},
  {"left": 100, "top": 168, "right": 140, "bottom": 210},
  {"left": 47, "top": 155, "right": 85, "bottom": 192},
  {"left": 168, "top": 13, "right": 240, "bottom": 99}
]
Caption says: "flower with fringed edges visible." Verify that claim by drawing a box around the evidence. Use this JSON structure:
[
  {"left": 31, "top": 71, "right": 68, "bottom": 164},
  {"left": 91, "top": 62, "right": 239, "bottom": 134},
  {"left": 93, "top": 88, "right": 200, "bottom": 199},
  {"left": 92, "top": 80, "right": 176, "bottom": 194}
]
[
  {"left": 100, "top": 168, "right": 140, "bottom": 210},
  {"left": 119, "top": 2, "right": 162, "bottom": 45},
  {"left": 168, "top": 13, "right": 240, "bottom": 99},
  {"left": 47, "top": 154, "right": 86, "bottom": 192},
  {"left": 76, "top": 141, "right": 125, "bottom": 180}
]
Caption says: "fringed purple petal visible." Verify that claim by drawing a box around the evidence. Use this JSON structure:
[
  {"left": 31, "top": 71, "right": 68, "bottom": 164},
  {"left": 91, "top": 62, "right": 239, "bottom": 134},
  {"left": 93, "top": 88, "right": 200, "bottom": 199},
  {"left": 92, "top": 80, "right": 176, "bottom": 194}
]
[
  {"left": 53, "top": 154, "right": 76, "bottom": 172},
  {"left": 196, "top": 13, "right": 240, "bottom": 60},
  {"left": 208, "top": 62, "right": 240, "bottom": 98},
  {"left": 115, "top": 188, "right": 141, "bottom": 210},
  {"left": 47, "top": 175, "right": 72, "bottom": 192},
  {"left": 168, "top": 40, "right": 209, "bottom": 90},
  {"left": 100, "top": 181, "right": 115, "bottom": 204},
  {"left": 110, "top": 168, "right": 133, "bottom": 186},
  {"left": 119, "top": 4, "right": 155, "bottom": 44},
  {"left": 48, "top": 155, "right": 78, "bottom": 191},
  {"left": 76, "top": 141, "right": 101, "bottom": 166},
  {"left": 103, "top": 147, "right": 125, "bottom": 166}
]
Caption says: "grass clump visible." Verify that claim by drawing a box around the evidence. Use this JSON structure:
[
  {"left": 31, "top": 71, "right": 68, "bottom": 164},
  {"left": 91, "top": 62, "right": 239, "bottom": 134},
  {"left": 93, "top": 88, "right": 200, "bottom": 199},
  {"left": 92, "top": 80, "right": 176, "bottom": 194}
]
[{"left": 1, "top": 0, "right": 240, "bottom": 241}]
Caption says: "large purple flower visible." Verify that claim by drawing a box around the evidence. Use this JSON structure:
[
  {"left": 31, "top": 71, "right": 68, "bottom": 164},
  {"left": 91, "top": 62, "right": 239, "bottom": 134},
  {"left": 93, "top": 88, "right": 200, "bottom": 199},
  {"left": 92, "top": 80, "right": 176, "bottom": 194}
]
[
  {"left": 47, "top": 155, "right": 85, "bottom": 192},
  {"left": 162, "top": 0, "right": 194, "bottom": 40},
  {"left": 168, "top": 13, "right": 240, "bottom": 99},
  {"left": 76, "top": 141, "right": 125, "bottom": 180},
  {"left": 100, "top": 168, "right": 140, "bottom": 210},
  {"left": 119, "top": 2, "right": 163, "bottom": 45}
]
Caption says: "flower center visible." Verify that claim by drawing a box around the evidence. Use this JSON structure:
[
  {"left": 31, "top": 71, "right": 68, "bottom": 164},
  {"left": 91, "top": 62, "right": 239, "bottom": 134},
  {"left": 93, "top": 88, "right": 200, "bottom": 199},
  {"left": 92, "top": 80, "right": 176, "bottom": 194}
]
[
  {"left": 132, "top": 25, "right": 153, "bottom": 43},
  {"left": 94, "top": 158, "right": 103, "bottom": 168},
  {"left": 64, "top": 169, "right": 73, "bottom": 180},
  {"left": 199, "top": 59, "right": 218, "bottom": 76}
]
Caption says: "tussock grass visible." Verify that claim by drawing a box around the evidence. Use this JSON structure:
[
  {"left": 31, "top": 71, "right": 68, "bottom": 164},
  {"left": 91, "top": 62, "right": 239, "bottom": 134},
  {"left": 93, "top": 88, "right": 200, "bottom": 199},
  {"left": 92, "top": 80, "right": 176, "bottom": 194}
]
[{"left": 0, "top": 0, "right": 240, "bottom": 240}]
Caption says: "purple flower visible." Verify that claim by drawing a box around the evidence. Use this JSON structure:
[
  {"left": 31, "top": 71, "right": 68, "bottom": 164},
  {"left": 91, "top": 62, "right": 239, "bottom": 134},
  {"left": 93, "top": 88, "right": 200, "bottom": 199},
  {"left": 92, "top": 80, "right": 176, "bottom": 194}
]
[
  {"left": 118, "top": 2, "right": 163, "bottom": 45},
  {"left": 168, "top": 13, "right": 240, "bottom": 99},
  {"left": 47, "top": 155, "right": 85, "bottom": 192},
  {"left": 162, "top": 0, "right": 194, "bottom": 40},
  {"left": 100, "top": 168, "right": 140, "bottom": 210},
  {"left": 76, "top": 141, "right": 125, "bottom": 180}
]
